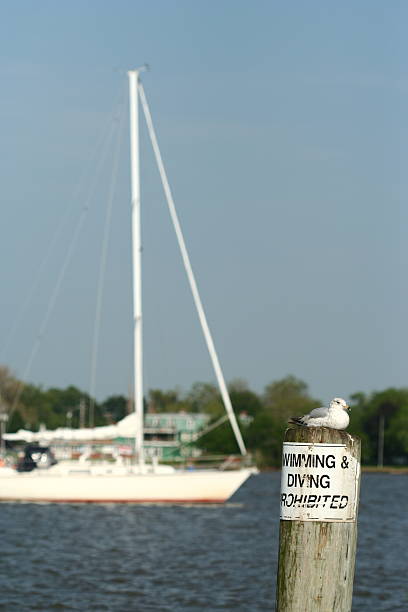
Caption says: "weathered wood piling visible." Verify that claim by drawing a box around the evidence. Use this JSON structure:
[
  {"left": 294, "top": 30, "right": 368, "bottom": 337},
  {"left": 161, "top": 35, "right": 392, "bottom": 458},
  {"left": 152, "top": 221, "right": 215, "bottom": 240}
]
[{"left": 276, "top": 427, "right": 361, "bottom": 612}]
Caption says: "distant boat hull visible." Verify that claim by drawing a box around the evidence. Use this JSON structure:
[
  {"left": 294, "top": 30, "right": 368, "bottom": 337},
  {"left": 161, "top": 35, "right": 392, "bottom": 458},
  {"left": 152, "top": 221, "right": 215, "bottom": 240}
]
[{"left": 0, "top": 467, "right": 256, "bottom": 503}]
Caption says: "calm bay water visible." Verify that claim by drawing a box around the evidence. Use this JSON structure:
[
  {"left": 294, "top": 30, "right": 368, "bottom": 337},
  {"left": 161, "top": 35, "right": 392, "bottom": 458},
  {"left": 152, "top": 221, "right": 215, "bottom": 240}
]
[{"left": 0, "top": 472, "right": 407, "bottom": 611}]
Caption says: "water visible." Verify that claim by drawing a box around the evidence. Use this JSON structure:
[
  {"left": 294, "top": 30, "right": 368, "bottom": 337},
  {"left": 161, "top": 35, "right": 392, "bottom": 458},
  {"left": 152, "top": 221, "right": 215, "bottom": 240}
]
[{"left": 0, "top": 473, "right": 406, "bottom": 611}]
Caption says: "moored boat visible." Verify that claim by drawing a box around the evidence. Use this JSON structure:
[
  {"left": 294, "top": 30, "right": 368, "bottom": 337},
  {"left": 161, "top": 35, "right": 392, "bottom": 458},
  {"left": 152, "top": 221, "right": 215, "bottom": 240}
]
[{"left": 0, "top": 68, "right": 256, "bottom": 503}]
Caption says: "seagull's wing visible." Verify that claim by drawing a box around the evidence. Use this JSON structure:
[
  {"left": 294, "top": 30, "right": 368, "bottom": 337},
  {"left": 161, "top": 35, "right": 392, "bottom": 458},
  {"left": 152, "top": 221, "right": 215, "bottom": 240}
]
[
  {"left": 306, "top": 407, "right": 329, "bottom": 420},
  {"left": 288, "top": 406, "right": 330, "bottom": 426}
]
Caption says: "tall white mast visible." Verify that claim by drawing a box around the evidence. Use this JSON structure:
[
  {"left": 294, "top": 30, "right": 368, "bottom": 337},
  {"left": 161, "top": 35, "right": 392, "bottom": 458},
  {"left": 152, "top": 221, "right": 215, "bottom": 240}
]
[{"left": 128, "top": 68, "right": 145, "bottom": 466}]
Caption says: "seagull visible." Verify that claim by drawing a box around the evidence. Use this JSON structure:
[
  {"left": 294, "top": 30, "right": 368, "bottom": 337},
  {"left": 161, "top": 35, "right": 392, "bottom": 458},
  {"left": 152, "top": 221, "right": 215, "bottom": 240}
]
[{"left": 288, "top": 397, "right": 351, "bottom": 430}]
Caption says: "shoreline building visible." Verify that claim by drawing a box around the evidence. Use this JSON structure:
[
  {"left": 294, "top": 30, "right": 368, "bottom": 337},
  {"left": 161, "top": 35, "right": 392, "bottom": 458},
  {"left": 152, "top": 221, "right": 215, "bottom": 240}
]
[{"left": 4, "top": 412, "right": 211, "bottom": 463}]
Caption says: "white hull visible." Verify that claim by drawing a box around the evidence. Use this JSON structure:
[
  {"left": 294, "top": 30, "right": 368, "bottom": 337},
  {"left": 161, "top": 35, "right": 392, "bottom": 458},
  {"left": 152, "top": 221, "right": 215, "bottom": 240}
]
[{"left": 0, "top": 467, "right": 255, "bottom": 503}]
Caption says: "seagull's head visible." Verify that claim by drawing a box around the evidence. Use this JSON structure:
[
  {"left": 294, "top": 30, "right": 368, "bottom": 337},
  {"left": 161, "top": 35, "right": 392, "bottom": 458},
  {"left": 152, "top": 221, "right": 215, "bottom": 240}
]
[{"left": 330, "top": 397, "right": 350, "bottom": 412}]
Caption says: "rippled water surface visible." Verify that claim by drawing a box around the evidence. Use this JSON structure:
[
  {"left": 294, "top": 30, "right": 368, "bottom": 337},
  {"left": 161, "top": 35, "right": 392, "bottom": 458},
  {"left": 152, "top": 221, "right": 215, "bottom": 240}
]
[{"left": 0, "top": 472, "right": 407, "bottom": 611}]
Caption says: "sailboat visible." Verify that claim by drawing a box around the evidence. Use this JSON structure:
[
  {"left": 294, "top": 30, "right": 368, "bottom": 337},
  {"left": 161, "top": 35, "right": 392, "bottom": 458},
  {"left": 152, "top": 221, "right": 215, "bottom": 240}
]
[{"left": 0, "top": 68, "right": 256, "bottom": 503}]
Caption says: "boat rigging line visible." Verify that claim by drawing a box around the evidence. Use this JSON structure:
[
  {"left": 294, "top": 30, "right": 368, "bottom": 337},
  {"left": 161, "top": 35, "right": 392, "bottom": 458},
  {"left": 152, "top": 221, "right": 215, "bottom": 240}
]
[
  {"left": 88, "top": 89, "right": 127, "bottom": 426},
  {"left": 1, "top": 84, "right": 126, "bottom": 367},
  {"left": 138, "top": 79, "right": 247, "bottom": 456},
  {"left": 7, "top": 88, "right": 126, "bottom": 426}
]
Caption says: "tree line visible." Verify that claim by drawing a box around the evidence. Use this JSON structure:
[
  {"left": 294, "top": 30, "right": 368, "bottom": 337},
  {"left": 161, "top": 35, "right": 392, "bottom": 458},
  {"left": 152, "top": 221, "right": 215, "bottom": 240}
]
[{"left": 1, "top": 366, "right": 407, "bottom": 467}]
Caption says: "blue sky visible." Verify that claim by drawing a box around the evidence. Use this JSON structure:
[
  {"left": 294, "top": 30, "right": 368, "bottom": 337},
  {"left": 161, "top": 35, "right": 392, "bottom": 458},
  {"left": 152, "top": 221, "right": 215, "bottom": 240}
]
[{"left": 0, "top": 1, "right": 407, "bottom": 404}]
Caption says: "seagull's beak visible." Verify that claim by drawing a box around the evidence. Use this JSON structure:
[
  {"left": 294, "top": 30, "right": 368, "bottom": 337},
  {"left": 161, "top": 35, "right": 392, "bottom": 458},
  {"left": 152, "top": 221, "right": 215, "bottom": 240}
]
[{"left": 346, "top": 405, "right": 351, "bottom": 412}]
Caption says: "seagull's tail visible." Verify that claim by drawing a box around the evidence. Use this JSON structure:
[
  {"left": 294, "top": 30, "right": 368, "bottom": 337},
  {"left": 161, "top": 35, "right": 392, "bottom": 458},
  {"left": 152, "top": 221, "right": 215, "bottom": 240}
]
[{"left": 288, "top": 416, "right": 305, "bottom": 426}]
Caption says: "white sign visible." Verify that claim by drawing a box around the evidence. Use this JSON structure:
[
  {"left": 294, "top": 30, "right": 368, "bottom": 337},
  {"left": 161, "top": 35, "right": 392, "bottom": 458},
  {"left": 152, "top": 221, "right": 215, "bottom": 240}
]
[{"left": 280, "top": 442, "right": 360, "bottom": 522}]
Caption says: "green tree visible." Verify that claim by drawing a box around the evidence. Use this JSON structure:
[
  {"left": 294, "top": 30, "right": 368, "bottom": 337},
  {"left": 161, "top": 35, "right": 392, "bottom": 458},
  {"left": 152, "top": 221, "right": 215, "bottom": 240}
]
[
  {"left": 350, "top": 388, "right": 408, "bottom": 465},
  {"left": 246, "top": 411, "right": 279, "bottom": 467},
  {"left": 263, "top": 375, "right": 320, "bottom": 422},
  {"left": 247, "top": 375, "right": 321, "bottom": 467},
  {"left": 19, "top": 384, "right": 48, "bottom": 430},
  {"left": 36, "top": 386, "right": 103, "bottom": 429},
  {"left": 146, "top": 388, "right": 189, "bottom": 413},
  {"left": 0, "top": 366, "right": 20, "bottom": 405},
  {"left": 195, "top": 421, "right": 244, "bottom": 455},
  {"left": 185, "top": 382, "right": 223, "bottom": 417},
  {"left": 348, "top": 392, "right": 372, "bottom": 464},
  {"left": 102, "top": 395, "right": 128, "bottom": 422},
  {"left": 7, "top": 410, "right": 25, "bottom": 433},
  {"left": 386, "top": 405, "right": 408, "bottom": 463},
  {"left": 228, "top": 379, "right": 262, "bottom": 417},
  {"left": 195, "top": 382, "right": 261, "bottom": 456}
]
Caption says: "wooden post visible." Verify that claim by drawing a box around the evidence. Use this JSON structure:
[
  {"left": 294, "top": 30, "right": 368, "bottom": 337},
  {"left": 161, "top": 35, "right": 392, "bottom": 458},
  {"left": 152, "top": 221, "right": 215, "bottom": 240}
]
[{"left": 276, "top": 427, "right": 361, "bottom": 612}]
